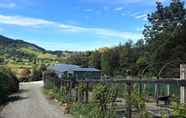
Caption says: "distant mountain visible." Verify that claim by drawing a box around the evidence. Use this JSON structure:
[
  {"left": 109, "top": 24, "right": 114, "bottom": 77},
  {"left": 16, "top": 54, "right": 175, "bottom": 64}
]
[
  {"left": 0, "top": 35, "right": 45, "bottom": 51},
  {"left": 0, "top": 35, "right": 52, "bottom": 61}
]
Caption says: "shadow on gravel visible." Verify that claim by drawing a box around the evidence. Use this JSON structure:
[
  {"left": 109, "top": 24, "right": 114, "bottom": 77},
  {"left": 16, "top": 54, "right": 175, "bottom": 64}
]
[
  {"left": 1, "top": 89, "right": 29, "bottom": 106},
  {"left": 0, "top": 89, "right": 29, "bottom": 118},
  {"left": 17, "top": 89, "right": 29, "bottom": 94},
  {"left": 7, "top": 96, "right": 28, "bottom": 103},
  {"left": 0, "top": 96, "right": 28, "bottom": 118}
]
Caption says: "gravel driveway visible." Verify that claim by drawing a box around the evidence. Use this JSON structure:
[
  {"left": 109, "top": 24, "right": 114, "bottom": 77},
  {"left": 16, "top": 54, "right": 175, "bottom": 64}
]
[{"left": 0, "top": 81, "right": 72, "bottom": 118}]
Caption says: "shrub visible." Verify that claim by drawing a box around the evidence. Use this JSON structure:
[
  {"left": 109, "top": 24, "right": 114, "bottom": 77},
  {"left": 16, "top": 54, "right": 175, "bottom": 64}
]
[
  {"left": 70, "top": 83, "right": 117, "bottom": 118},
  {"left": 31, "top": 64, "right": 47, "bottom": 81},
  {"left": 0, "top": 72, "right": 9, "bottom": 104},
  {"left": 19, "top": 68, "right": 31, "bottom": 82},
  {"left": 172, "top": 102, "right": 186, "bottom": 117},
  {"left": 0, "top": 67, "right": 19, "bottom": 104}
]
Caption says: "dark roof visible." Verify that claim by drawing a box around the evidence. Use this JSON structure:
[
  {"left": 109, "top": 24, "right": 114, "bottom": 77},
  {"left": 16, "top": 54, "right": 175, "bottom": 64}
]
[
  {"left": 48, "top": 64, "right": 80, "bottom": 73},
  {"left": 72, "top": 68, "right": 100, "bottom": 72},
  {"left": 48, "top": 64, "right": 100, "bottom": 74}
]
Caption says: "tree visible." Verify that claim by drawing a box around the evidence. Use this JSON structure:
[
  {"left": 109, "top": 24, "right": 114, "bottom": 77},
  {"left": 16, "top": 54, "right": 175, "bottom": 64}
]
[
  {"left": 31, "top": 64, "right": 47, "bottom": 81},
  {"left": 88, "top": 51, "right": 101, "bottom": 69},
  {"left": 19, "top": 68, "right": 31, "bottom": 81},
  {"left": 143, "top": 0, "right": 186, "bottom": 64}
]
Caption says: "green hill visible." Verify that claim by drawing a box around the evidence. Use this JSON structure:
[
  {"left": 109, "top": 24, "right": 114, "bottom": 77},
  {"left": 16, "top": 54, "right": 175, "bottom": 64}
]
[
  {"left": 0, "top": 35, "right": 46, "bottom": 60},
  {"left": 0, "top": 35, "right": 59, "bottom": 80},
  {"left": 0, "top": 35, "right": 59, "bottom": 63}
]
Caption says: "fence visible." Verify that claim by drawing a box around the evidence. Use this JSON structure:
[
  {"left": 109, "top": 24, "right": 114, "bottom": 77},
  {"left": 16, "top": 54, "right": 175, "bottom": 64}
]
[{"left": 43, "top": 64, "right": 186, "bottom": 118}]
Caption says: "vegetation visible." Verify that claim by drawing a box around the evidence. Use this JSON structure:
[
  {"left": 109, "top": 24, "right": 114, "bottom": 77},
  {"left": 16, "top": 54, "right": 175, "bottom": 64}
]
[
  {"left": 0, "top": 35, "right": 57, "bottom": 81},
  {"left": 1, "top": 0, "right": 186, "bottom": 117},
  {"left": 171, "top": 99, "right": 186, "bottom": 117},
  {"left": 43, "top": 1, "right": 186, "bottom": 117},
  {"left": 0, "top": 0, "right": 185, "bottom": 78},
  {"left": 0, "top": 67, "right": 19, "bottom": 104}
]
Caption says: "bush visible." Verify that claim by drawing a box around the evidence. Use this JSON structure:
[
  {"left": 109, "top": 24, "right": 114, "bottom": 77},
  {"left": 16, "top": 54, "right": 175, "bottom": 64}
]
[
  {"left": 172, "top": 102, "right": 186, "bottom": 117},
  {"left": 0, "top": 67, "right": 19, "bottom": 104},
  {"left": 31, "top": 64, "right": 47, "bottom": 81},
  {"left": 19, "top": 68, "right": 31, "bottom": 82},
  {"left": 70, "top": 83, "right": 117, "bottom": 118},
  {"left": 0, "top": 72, "right": 9, "bottom": 104}
]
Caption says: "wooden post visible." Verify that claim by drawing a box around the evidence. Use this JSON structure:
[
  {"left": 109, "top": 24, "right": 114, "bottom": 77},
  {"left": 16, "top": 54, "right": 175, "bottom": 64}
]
[
  {"left": 139, "top": 76, "right": 143, "bottom": 96},
  {"left": 166, "top": 84, "right": 170, "bottom": 96},
  {"left": 143, "top": 84, "right": 146, "bottom": 94},
  {"left": 156, "top": 76, "right": 160, "bottom": 105},
  {"left": 69, "top": 81, "right": 72, "bottom": 100},
  {"left": 180, "top": 64, "right": 186, "bottom": 104},
  {"left": 85, "top": 82, "right": 89, "bottom": 103},
  {"left": 42, "top": 72, "right": 46, "bottom": 87},
  {"left": 154, "top": 84, "right": 157, "bottom": 98},
  {"left": 60, "top": 80, "right": 63, "bottom": 91},
  {"left": 127, "top": 82, "right": 132, "bottom": 118},
  {"left": 75, "top": 82, "right": 78, "bottom": 102}
]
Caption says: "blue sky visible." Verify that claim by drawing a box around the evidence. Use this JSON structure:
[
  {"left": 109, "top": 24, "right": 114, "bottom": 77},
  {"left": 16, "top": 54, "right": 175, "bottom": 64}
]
[{"left": 0, "top": 0, "right": 185, "bottom": 51}]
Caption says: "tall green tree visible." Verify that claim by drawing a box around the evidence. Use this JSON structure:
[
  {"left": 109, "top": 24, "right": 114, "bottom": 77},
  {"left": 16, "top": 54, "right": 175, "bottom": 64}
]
[{"left": 143, "top": 0, "right": 186, "bottom": 63}]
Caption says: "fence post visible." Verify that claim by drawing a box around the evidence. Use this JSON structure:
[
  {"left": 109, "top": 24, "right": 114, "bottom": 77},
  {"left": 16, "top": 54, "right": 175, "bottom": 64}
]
[
  {"left": 180, "top": 64, "right": 186, "bottom": 104},
  {"left": 127, "top": 82, "right": 132, "bottom": 118},
  {"left": 42, "top": 72, "right": 46, "bottom": 87},
  {"left": 75, "top": 82, "right": 78, "bottom": 102},
  {"left": 166, "top": 84, "right": 170, "bottom": 96},
  {"left": 85, "top": 82, "right": 89, "bottom": 103}
]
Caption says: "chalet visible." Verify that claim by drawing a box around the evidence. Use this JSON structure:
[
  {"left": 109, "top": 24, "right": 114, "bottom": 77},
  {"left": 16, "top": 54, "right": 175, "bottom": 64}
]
[{"left": 47, "top": 64, "right": 101, "bottom": 80}]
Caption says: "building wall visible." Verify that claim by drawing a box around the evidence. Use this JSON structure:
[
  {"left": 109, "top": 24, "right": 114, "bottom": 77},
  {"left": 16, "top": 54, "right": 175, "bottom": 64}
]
[{"left": 74, "top": 71, "right": 101, "bottom": 80}]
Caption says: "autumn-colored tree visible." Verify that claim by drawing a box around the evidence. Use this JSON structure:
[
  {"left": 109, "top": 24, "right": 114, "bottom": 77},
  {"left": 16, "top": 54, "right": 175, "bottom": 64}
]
[{"left": 19, "top": 68, "right": 31, "bottom": 81}]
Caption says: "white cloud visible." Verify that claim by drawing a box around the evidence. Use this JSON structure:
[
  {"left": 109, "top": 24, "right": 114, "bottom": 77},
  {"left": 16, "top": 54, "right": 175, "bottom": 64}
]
[
  {"left": 59, "top": 24, "right": 87, "bottom": 32},
  {"left": 84, "top": 9, "right": 93, "bottom": 12},
  {"left": 130, "top": 12, "right": 148, "bottom": 21},
  {"left": 0, "top": 3, "right": 16, "bottom": 8},
  {"left": 0, "top": 14, "right": 142, "bottom": 40},
  {"left": 136, "top": 14, "right": 147, "bottom": 21},
  {"left": 114, "top": 7, "right": 124, "bottom": 11},
  {"left": 0, "top": 15, "right": 54, "bottom": 26},
  {"left": 58, "top": 24, "right": 142, "bottom": 39},
  {"left": 135, "top": 14, "right": 147, "bottom": 19}
]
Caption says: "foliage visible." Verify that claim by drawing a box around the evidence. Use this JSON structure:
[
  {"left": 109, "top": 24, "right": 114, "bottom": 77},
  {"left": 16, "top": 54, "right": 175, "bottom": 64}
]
[
  {"left": 31, "top": 64, "right": 47, "bottom": 81},
  {"left": 70, "top": 103, "right": 97, "bottom": 118},
  {"left": 64, "top": 40, "right": 146, "bottom": 77},
  {"left": 91, "top": 83, "right": 117, "bottom": 118},
  {"left": 0, "top": 71, "right": 9, "bottom": 104},
  {"left": 43, "top": 81, "right": 66, "bottom": 103},
  {"left": 172, "top": 101, "right": 186, "bottom": 117},
  {"left": 143, "top": 0, "right": 186, "bottom": 64},
  {"left": 0, "top": 67, "right": 19, "bottom": 104},
  {"left": 69, "top": 83, "right": 117, "bottom": 118},
  {"left": 19, "top": 68, "right": 31, "bottom": 82},
  {"left": 128, "top": 89, "right": 148, "bottom": 118}
]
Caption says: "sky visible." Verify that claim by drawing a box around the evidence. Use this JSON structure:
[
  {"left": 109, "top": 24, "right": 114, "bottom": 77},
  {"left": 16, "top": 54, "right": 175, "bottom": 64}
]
[{"left": 0, "top": 0, "right": 185, "bottom": 51}]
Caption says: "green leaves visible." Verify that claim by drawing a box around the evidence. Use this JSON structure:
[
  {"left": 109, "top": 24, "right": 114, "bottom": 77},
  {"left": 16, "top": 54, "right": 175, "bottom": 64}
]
[
  {"left": 0, "top": 67, "right": 19, "bottom": 104},
  {"left": 172, "top": 102, "right": 186, "bottom": 117},
  {"left": 144, "top": 0, "right": 186, "bottom": 63}
]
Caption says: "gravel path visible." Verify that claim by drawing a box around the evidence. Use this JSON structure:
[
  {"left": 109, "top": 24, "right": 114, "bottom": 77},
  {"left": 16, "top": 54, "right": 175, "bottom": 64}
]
[{"left": 0, "top": 81, "right": 72, "bottom": 118}]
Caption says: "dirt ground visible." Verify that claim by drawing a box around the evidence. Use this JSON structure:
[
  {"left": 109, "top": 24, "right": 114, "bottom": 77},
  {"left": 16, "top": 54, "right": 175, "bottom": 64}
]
[{"left": 0, "top": 81, "right": 72, "bottom": 118}]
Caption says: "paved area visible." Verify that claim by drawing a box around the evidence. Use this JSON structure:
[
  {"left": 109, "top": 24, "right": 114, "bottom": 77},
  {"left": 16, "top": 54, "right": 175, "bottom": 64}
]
[{"left": 0, "top": 81, "right": 71, "bottom": 118}]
